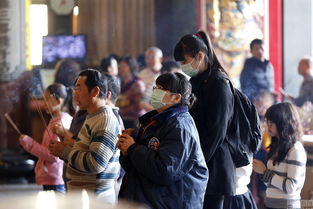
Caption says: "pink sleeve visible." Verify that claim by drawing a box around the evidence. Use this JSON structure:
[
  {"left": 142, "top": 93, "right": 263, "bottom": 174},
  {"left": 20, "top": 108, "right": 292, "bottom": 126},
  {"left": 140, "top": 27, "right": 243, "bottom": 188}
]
[{"left": 19, "top": 135, "right": 60, "bottom": 163}]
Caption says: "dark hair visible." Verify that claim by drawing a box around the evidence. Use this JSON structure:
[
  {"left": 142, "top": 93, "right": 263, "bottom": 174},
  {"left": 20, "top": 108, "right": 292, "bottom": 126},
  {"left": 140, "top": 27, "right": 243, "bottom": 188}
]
[
  {"left": 100, "top": 55, "right": 118, "bottom": 73},
  {"left": 265, "top": 102, "right": 303, "bottom": 165},
  {"left": 161, "top": 60, "right": 180, "bottom": 74},
  {"left": 103, "top": 73, "right": 121, "bottom": 103},
  {"left": 174, "top": 31, "right": 227, "bottom": 76},
  {"left": 250, "top": 39, "right": 263, "bottom": 50},
  {"left": 156, "top": 72, "right": 196, "bottom": 108},
  {"left": 46, "top": 83, "right": 74, "bottom": 114},
  {"left": 54, "top": 59, "right": 81, "bottom": 87},
  {"left": 118, "top": 56, "right": 139, "bottom": 78},
  {"left": 78, "top": 69, "right": 108, "bottom": 99},
  {"left": 137, "top": 54, "right": 146, "bottom": 69}
]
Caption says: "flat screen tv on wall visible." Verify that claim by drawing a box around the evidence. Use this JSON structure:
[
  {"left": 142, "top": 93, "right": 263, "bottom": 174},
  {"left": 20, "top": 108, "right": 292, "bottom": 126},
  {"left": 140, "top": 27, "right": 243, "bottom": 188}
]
[{"left": 42, "top": 34, "right": 87, "bottom": 68}]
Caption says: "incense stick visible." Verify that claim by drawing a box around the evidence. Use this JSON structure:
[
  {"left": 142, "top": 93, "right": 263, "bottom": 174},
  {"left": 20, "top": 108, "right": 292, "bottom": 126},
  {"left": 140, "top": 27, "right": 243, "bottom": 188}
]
[
  {"left": 52, "top": 93, "right": 66, "bottom": 136},
  {"left": 42, "top": 94, "right": 54, "bottom": 119},
  {"left": 30, "top": 94, "right": 53, "bottom": 140},
  {"left": 4, "top": 113, "right": 22, "bottom": 135}
]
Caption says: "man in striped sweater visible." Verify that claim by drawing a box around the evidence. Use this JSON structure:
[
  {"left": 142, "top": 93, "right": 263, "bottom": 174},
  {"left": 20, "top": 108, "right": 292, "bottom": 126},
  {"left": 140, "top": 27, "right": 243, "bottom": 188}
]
[{"left": 49, "top": 69, "right": 121, "bottom": 203}]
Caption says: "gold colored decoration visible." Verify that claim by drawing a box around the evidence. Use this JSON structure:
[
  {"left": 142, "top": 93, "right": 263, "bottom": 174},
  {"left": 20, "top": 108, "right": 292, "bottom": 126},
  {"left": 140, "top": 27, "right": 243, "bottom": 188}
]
[{"left": 206, "top": 0, "right": 264, "bottom": 78}]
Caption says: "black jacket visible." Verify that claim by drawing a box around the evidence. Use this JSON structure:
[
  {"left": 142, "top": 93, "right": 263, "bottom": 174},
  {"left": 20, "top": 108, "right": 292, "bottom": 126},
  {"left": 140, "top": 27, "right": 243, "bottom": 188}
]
[
  {"left": 190, "top": 69, "right": 236, "bottom": 196},
  {"left": 120, "top": 104, "right": 208, "bottom": 209}
]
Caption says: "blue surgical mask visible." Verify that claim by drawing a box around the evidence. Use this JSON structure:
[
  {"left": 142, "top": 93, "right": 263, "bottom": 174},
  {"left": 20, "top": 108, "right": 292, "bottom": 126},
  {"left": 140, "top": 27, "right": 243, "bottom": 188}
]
[
  {"left": 181, "top": 59, "right": 201, "bottom": 77},
  {"left": 150, "top": 89, "right": 167, "bottom": 109}
]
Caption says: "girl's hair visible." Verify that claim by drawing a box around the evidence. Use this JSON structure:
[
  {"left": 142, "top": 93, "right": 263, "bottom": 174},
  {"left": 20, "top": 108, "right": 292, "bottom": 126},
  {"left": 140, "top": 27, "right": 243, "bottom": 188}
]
[
  {"left": 174, "top": 31, "right": 227, "bottom": 76},
  {"left": 118, "top": 56, "right": 139, "bottom": 78},
  {"left": 46, "top": 83, "right": 74, "bottom": 115},
  {"left": 265, "top": 102, "right": 303, "bottom": 165},
  {"left": 155, "top": 72, "right": 196, "bottom": 108}
]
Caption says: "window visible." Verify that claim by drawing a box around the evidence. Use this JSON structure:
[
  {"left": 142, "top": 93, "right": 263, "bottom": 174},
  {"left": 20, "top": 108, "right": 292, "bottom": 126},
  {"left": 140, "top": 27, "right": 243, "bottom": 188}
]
[{"left": 29, "top": 4, "right": 48, "bottom": 66}]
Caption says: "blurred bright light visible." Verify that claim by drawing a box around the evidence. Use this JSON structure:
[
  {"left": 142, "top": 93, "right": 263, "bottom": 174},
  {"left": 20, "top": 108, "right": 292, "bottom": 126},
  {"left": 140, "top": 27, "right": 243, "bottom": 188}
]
[
  {"left": 82, "top": 190, "right": 90, "bottom": 209},
  {"left": 30, "top": 4, "right": 48, "bottom": 66},
  {"left": 36, "top": 191, "right": 56, "bottom": 209},
  {"left": 74, "top": 6, "right": 79, "bottom": 16}
]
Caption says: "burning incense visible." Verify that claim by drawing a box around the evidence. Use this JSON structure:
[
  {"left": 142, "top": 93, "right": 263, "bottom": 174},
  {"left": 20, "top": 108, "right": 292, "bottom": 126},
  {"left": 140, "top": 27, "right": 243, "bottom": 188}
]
[
  {"left": 4, "top": 113, "right": 22, "bottom": 135},
  {"left": 30, "top": 94, "right": 53, "bottom": 140}
]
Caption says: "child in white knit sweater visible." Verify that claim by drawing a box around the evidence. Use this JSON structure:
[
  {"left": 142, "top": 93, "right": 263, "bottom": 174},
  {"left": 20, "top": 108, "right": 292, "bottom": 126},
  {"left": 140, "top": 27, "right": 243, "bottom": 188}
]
[{"left": 253, "top": 102, "right": 307, "bottom": 209}]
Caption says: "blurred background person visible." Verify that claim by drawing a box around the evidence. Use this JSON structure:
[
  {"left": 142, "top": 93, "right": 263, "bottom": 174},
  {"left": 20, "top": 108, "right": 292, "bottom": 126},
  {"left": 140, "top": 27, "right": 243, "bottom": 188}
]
[
  {"left": 138, "top": 46, "right": 163, "bottom": 111},
  {"left": 240, "top": 39, "right": 275, "bottom": 101},
  {"left": 54, "top": 58, "right": 81, "bottom": 116},
  {"left": 116, "top": 56, "right": 145, "bottom": 130},
  {"left": 100, "top": 54, "right": 119, "bottom": 76},
  {"left": 284, "top": 57, "right": 313, "bottom": 107},
  {"left": 54, "top": 59, "right": 81, "bottom": 89},
  {"left": 160, "top": 60, "right": 181, "bottom": 74}
]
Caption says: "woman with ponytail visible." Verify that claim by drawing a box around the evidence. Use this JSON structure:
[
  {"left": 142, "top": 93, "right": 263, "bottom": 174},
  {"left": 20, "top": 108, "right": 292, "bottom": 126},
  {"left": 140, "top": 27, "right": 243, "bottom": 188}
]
[{"left": 174, "top": 31, "right": 235, "bottom": 209}]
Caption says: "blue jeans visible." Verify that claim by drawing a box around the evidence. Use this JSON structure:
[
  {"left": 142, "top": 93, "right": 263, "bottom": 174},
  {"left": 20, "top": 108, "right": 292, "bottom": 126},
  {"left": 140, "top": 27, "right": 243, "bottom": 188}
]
[{"left": 43, "top": 185, "right": 66, "bottom": 194}]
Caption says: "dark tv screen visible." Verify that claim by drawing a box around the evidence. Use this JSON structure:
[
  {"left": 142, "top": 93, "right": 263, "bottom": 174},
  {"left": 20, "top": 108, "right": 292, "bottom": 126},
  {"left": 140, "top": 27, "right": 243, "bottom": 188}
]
[{"left": 42, "top": 35, "right": 86, "bottom": 67}]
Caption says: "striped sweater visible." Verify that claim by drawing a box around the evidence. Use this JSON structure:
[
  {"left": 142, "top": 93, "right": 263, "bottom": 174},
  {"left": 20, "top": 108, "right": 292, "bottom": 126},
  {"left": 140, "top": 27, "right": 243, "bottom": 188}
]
[
  {"left": 61, "top": 106, "right": 121, "bottom": 195},
  {"left": 263, "top": 141, "right": 307, "bottom": 208}
]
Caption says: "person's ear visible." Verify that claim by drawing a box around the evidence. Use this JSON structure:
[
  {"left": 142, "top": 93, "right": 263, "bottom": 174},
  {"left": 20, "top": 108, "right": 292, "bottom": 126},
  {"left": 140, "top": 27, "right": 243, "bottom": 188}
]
[
  {"left": 107, "top": 91, "right": 112, "bottom": 101},
  {"left": 91, "top": 86, "right": 101, "bottom": 97},
  {"left": 56, "top": 98, "right": 62, "bottom": 105},
  {"left": 196, "top": 51, "right": 205, "bottom": 61},
  {"left": 171, "top": 93, "right": 182, "bottom": 104}
]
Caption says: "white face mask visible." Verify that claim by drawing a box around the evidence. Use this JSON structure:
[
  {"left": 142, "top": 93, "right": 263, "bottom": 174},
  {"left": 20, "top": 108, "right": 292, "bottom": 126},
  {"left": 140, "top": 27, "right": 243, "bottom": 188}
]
[
  {"left": 150, "top": 89, "right": 167, "bottom": 109},
  {"left": 150, "top": 88, "right": 176, "bottom": 109},
  {"left": 181, "top": 58, "right": 201, "bottom": 77}
]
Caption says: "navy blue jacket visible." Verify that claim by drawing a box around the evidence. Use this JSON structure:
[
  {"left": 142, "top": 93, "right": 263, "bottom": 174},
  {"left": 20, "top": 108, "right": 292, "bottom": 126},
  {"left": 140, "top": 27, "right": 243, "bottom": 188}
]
[
  {"left": 240, "top": 57, "right": 274, "bottom": 101},
  {"left": 190, "top": 69, "right": 236, "bottom": 196},
  {"left": 120, "top": 104, "right": 208, "bottom": 209}
]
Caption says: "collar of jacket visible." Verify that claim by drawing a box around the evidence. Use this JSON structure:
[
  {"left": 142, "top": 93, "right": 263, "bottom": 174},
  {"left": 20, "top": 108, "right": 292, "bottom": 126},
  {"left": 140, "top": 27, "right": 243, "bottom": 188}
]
[
  {"left": 190, "top": 67, "right": 227, "bottom": 93},
  {"left": 250, "top": 57, "right": 269, "bottom": 65},
  {"left": 139, "top": 104, "right": 188, "bottom": 125}
]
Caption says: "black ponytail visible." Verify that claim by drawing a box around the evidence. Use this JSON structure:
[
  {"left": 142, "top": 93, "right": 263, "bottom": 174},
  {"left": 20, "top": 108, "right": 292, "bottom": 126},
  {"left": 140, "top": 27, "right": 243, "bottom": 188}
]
[{"left": 46, "top": 83, "right": 75, "bottom": 115}]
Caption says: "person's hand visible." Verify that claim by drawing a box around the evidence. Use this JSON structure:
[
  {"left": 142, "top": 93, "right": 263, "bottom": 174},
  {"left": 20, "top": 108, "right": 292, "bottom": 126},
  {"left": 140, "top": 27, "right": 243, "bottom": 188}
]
[
  {"left": 279, "top": 88, "right": 294, "bottom": 101},
  {"left": 51, "top": 123, "right": 66, "bottom": 138},
  {"left": 48, "top": 140, "right": 66, "bottom": 157},
  {"left": 117, "top": 133, "right": 135, "bottom": 156},
  {"left": 51, "top": 123, "right": 74, "bottom": 141},
  {"left": 122, "top": 128, "right": 135, "bottom": 136},
  {"left": 285, "top": 95, "right": 294, "bottom": 101},
  {"left": 253, "top": 159, "right": 267, "bottom": 174},
  {"left": 63, "top": 137, "right": 75, "bottom": 147},
  {"left": 18, "top": 135, "right": 27, "bottom": 143}
]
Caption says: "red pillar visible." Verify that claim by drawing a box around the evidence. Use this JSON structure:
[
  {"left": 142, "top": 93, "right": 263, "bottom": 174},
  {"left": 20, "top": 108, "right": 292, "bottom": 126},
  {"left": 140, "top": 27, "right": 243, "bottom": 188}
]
[
  {"left": 269, "top": 0, "right": 283, "bottom": 99},
  {"left": 197, "top": 0, "right": 205, "bottom": 31}
]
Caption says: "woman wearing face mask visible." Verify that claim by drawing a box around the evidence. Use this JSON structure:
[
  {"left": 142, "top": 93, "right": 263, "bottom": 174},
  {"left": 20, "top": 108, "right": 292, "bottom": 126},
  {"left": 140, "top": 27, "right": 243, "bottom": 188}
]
[
  {"left": 174, "top": 31, "right": 235, "bottom": 209},
  {"left": 117, "top": 72, "right": 208, "bottom": 209}
]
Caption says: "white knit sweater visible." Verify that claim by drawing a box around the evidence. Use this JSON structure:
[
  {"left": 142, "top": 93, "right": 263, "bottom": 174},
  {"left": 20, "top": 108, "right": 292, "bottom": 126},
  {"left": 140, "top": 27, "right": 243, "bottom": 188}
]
[{"left": 263, "top": 141, "right": 307, "bottom": 208}]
